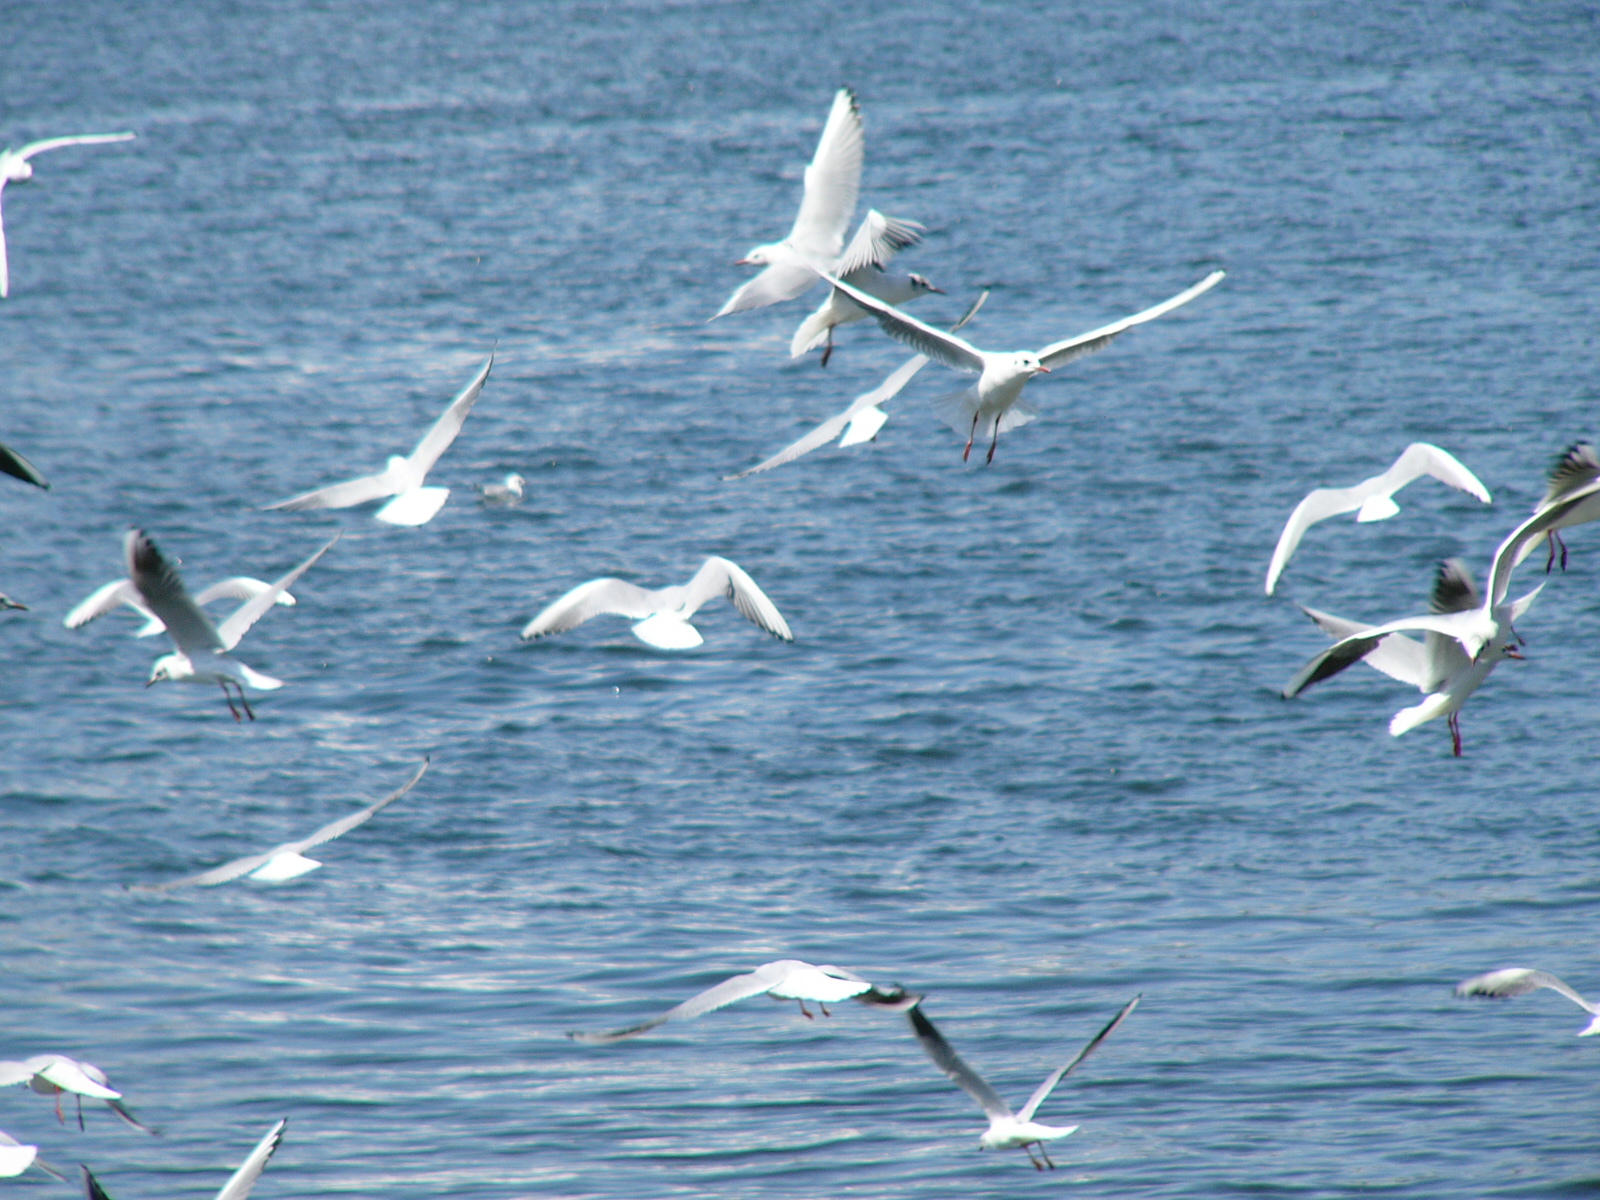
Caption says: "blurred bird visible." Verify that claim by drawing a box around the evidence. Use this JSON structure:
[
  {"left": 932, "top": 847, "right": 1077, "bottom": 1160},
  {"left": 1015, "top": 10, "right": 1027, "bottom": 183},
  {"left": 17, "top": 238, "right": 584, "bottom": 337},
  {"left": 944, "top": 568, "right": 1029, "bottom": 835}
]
[
  {"left": 0, "top": 131, "right": 135, "bottom": 298},
  {"left": 66, "top": 575, "right": 295, "bottom": 639},
  {"left": 0, "top": 440, "right": 48, "bottom": 487},
  {"left": 81, "top": 1119, "right": 284, "bottom": 1200},
  {"left": 1455, "top": 968, "right": 1600, "bottom": 1036},
  {"left": 0, "top": 1055, "right": 154, "bottom": 1134},
  {"left": 1514, "top": 441, "right": 1600, "bottom": 573},
  {"left": 478, "top": 472, "right": 525, "bottom": 504}
]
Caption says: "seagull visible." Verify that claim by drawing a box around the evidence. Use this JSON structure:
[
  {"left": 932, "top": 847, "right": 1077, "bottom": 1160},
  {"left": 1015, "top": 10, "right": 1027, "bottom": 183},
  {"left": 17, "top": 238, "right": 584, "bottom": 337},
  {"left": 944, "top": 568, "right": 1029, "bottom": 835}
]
[
  {"left": 0, "top": 593, "right": 25, "bottom": 611},
  {"left": 133, "top": 759, "right": 428, "bottom": 890},
  {"left": 265, "top": 353, "right": 492, "bottom": 526},
  {"left": 728, "top": 291, "right": 990, "bottom": 479},
  {"left": 81, "top": 1119, "right": 284, "bottom": 1200},
  {"left": 907, "top": 995, "right": 1140, "bottom": 1170},
  {"left": 521, "top": 556, "right": 792, "bottom": 650},
  {"left": 568, "top": 959, "right": 920, "bottom": 1043},
  {"left": 0, "top": 132, "right": 135, "bottom": 298},
  {"left": 788, "top": 209, "right": 940, "bottom": 365},
  {"left": 0, "top": 1130, "right": 63, "bottom": 1181},
  {"left": 1513, "top": 441, "right": 1600, "bottom": 573},
  {"left": 0, "top": 1055, "right": 154, "bottom": 1134},
  {"left": 127, "top": 529, "right": 337, "bottom": 720},
  {"left": 1455, "top": 968, "right": 1600, "bottom": 1036},
  {"left": 67, "top": 576, "right": 295, "bottom": 639},
  {"left": 1286, "top": 559, "right": 1537, "bottom": 756},
  {"left": 714, "top": 89, "right": 874, "bottom": 319},
  {"left": 1264, "top": 443, "right": 1492, "bottom": 595},
  {"left": 478, "top": 472, "right": 525, "bottom": 504},
  {"left": 821, "top": 268, "right": 1225, "bottom": 462},
  {"left": 0, "top": 439, "right": 48, "bottom": 487}
]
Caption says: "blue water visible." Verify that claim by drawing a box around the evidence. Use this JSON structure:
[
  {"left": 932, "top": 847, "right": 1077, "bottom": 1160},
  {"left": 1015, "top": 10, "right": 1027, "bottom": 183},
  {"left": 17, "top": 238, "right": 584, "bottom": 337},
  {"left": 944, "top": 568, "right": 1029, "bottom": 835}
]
[{"left": 3, "top": 1, "right": 1598, "bottom": 1196}]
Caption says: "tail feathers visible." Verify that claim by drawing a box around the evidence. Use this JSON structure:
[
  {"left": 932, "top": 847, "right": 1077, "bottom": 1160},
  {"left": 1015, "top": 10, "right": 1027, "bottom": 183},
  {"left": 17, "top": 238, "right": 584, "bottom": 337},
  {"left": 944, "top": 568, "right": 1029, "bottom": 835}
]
[
  {"left": 1357, "top": 494, "right": 1401, "bottom": 522},
  {"left": 1580, "top": 1013, "right": 1600, "bottom": 1036},
  {"left": 995, "top": 397, "right": 1041, "bottom": 436},
  {"left": 790, "top": 306, "right": 832, "bottom": 357},
  {"left": 237, "top": 664, "right": 285, "bottom": 691},
  {"left": 930, "top": 385, "right": 980, "bottom": 434},
  {"left": 1389, "top": 692, "right": 1452, "bottom": 736},
  {"left": 839, "top": 405, "right": 888, "bottom": 447}
]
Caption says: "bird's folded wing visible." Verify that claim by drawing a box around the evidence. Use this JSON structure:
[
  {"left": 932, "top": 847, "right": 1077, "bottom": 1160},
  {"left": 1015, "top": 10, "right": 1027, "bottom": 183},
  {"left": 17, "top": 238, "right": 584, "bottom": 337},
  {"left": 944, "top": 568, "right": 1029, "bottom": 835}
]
[
  {"left": 787, "top": 88, "right": 863, "bottom": 262},
  {"left": 715, "top": 261, "right": 822, "bottom": 319},
  {"left": 1038, "top": 270, "right": 1224, "bottom": 371},
  {"left": 1264, "top": 487, "right": 1362, "bottom": 595},
  {"left": 1456, "top": 968, "right": 1591, "bottom": 1009},
  {"left": 1017, "top": 995, "right": 1141, "bottom": 1123},
  {"left": 406, "top": 354, "right": 493, "bottom": 475},
  {"left": 0, "top": 440, "right": 47, "bottom": 488},
  {"left": 568, "top": 965, "right": 787, "bottom": 1043},
  {"left": 212, "top": 1120, "right": 287, "bottom": 1200},
  {"left": 822, "top": 272, "right": 985, "bottom": 373},
  {"left": 1390, "top": 443, "right": 1491, "bottom": 503},
  {"left": 265, "top": 472, "right": 394, "bottom": 512},
  {"left": 17, "top": 132, "right": 136, "bottom": 160},
  {"left": 126, "top": 531, "right": 225, "bottom": 656},
  {"left": 216, "top": 534, "right": 338, "bottom": 651},
  {"left": 832, "top": 209, "right": 923, "bottom": 277},
  {"left": 294, "top": 758, "right": 429, "bottom": 852},
  {"left": 521, "top": 578, "right": 659, "bottom": 639},
  {"left": 1299, "top": 607, "right": 1428, "bottom": 689},
  {"left": 906, "top": 1004, "right": 1013, "bottom": 1120},
  {"left": 692, "top": 558, "right": 793, "bottom": 641},
  {"left": 64, "top": 580, "right": 140, "bottom": 629}
]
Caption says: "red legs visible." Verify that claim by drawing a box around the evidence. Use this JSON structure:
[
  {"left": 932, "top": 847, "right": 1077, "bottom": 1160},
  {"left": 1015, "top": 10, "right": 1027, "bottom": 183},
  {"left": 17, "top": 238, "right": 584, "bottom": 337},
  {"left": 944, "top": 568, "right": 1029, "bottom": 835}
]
[
  {"left": 1023, "top": 1142, "right": 1056, "bottom": 1170},
  {"left": 962, "top": 412, "right": 979, "bottom": 462},
  {"left": 1449, "top": 711, "right": 1462, "bottom": 758},
  {"left": 1037, "top": 1143, "right": 1056, "bottom": 1169},
  {"left": 219, "top": 681, "right": 255, "bottom": 722},
  {"left": 820, "top": 328, "right": 834, "bottom": 368},
  {"left": 819, "top": 1003, "right": 831, "bottom": 1017},
  {"left": 53, "top": 1093, "right": 63, "bottom": 1125},
  {"left": 797, "top": 1000, "right": 814, "bottom": 1019}
]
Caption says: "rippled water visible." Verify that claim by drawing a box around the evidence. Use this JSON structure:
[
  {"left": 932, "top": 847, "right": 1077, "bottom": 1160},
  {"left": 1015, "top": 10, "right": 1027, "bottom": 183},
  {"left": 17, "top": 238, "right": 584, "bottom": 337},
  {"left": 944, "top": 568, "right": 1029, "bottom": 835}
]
[{"left": 3, "top": 2, "right": 1598, "bottom": 1197}]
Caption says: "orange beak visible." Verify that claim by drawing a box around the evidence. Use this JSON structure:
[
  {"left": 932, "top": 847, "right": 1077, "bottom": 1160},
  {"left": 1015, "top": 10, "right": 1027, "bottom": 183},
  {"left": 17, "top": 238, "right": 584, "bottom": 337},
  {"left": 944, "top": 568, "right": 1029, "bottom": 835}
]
[
  {"left": 1505, "top": 647, "right": 1525, "bottom": 660},
  {"left": 1036, "top": 365, "right": 1051, "bottom": 373}
]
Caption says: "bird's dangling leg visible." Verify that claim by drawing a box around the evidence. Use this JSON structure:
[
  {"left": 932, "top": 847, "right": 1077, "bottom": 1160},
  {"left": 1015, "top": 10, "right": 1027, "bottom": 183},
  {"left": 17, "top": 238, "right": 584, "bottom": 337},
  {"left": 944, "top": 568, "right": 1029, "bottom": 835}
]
[
  {"left": 237, "top": 685, "right": 256, "bottom": 722},
  {"left": 53, "top": 1093, "right": 64, "bottom": 1125},
  {"left": 220, "top": 682, "right": 242, "bottom": 722},
  {"left": 1449, "top": 711, "right": 1462, "bottom": 758},
  {"left": 1024, "top": 1145, "right": 1044, "bottom": 1170},
  {"left": 797, "top": 1000, "right": 814, "bottom": 1019},
  {"left": 820, "top": 1003, "right": 831, "bottom": 1017},
  {"left": 820, "top": 327, "right": 834, "bottom": 368},
  {"left": 962, "top": 412, "right": 980, "bottom": 462},
  {"left": 1559, "top": 531, "right": 1569, "bottom": 571},
  {"left": 76, "top": 1095, "right": 84, "bottom": 1132},
  {"left": 986, "top": 421, "right": 1001, "bottom": 464}
]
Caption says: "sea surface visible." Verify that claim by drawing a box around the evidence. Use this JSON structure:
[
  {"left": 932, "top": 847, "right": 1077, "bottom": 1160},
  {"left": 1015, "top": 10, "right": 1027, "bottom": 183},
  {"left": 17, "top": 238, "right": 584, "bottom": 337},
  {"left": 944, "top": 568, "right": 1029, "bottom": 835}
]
[{"left": 2, "top": 2, "right": 1598, "bottom": 1197}]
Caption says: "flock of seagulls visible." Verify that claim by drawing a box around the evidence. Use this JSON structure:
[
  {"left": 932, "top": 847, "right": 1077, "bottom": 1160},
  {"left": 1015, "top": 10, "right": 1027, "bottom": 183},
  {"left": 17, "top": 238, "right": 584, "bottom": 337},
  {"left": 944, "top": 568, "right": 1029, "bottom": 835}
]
[{"left": 0, "top": 83, "right": 1588, "bottom": 1187}]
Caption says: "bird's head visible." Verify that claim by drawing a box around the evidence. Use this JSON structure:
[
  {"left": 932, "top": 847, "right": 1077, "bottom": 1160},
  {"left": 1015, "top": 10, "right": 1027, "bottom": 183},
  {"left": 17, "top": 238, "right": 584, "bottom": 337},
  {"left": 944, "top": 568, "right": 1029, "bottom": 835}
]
[
  {"left": 736, "top": 243, "right": 779, "bottom": 267},
  {"left": 1014, "top": 351, "right": 1048, "bottom": 376},
  {"left": 907, "top": 273, "right": 944, "bottom": 296},
  {"left": 146, "top": 653, "right": 188, "bottom": 685},
  {"left": 506, "top": 473, "right": 526, "bottom": 493},
  {"left": 7, "top": 159, "right": 33, "bottom": 183}
]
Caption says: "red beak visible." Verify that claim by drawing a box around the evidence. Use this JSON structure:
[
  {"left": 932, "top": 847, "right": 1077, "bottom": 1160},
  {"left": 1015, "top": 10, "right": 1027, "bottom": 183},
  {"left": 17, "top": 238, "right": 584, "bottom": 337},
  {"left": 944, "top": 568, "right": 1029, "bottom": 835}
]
[
  {"left": 1505, "top": 647, "right": 1525, "bottom": 660},
  {"left": 1036, "top": 365, "right": 1051, "bottom": 373}
]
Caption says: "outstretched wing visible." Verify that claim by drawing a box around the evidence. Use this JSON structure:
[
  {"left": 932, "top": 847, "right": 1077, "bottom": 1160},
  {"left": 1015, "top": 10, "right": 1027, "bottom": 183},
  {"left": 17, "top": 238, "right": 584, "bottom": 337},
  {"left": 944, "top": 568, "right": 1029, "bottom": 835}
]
[
  {"left": 264, "top": 470, "right": 395, "bottom": 513},
  {"left": 405, "top": 353, "right": 494, "bottom": 476},
  {"left": 212, "top": 1120, "right": 286, "bottom": 1200},
  {"left": 1282, "top": 609, "right": 1491, "bottom": 698},
  {"left": 125, "top": 530, "right": 225, "bottom": 657},
  {"left": 1298, "top": 607, "right": 1429, "bottom": 689},
  {"left": 1264, "top": 485, "right": 1364, "bottom": 595},
  {"left": 1538, "top": 441, "right": 1600, "bottom": 508},
  {"left": 685, "top": 558, "right": 793, "bottom": 641},
  {"left": 822, "top": 272, "right": 986, "bottom": 373},
  {"left": 1456, "top": 968, "right": 1597, "bottom": 1012},
  {"left": 568, "top": 961, "right": 797, "bottom": 1043},
  {"left": 216, "top": 534, "right": 338, "bottom": 651},
  {"left": 520, "top": 578, "right": 660, "bottom": 639},
  {"left": 0, "top": 440, "right": 47, "bottom": 488},
  {"left": 1383, "top": 443, "right": 1491, "bottom": 504},
  {"left": 64, "top": 580, "right": 141, "bottom": 629},
  {"left": 293, "top": 758, "right": 428, "bottom": 853},
  {"left": 832, "top": 209, "right": 923, "bottom": 277},
  {"left": 15, "top": 133, "right": 136, "bottom": 161},
  {"left": 787, "top": 89, "right": 864, "bottom": 262},
  {"left": 1038, "top": 271, "right": 1224, "bottom": 370},
  {"left": 1017, "top": 995, "right": 1141, "bottom": 1123},
  {"left": 905, "top": 1003, "right": 1013, "bottom": 1120}
]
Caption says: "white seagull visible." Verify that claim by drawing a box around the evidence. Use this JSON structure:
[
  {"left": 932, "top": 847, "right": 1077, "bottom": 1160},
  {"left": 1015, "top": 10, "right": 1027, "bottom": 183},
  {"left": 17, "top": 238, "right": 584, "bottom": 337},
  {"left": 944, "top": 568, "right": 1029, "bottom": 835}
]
[
  {"left": 0, "top": 1055, "right": 154, "bottom": 1134},
  {"left": 0, "top": 1129, "right": 63, "bottom": 1180},
  {"left": 907, "top": 995, "right": 1140, "bottom": 1170},
  {"left": 788, "top": 209, "right": 940, "bottom": 364},
  {"left": 1286, "top": 559, "right": 1537, "bottom": 756},
  {"left": 67, "top": 575, "right": 295, "bottom": 639},
  {"left": 1264, "top": 443, "right": 1491, "bottom": 595},
  {"left": 1455, "top": 968, "right": 1600, "bottom": 1036},
  {"left": 1513, "top": 441, "right": 1600, "bottom": 573},
  {"left": 266, "top": 353, "right": 492, "bottom": 526},
  {"left": 521, "top": 556, "right": 792, "bottom": 650},
  {"left": 727, "top": 291, "right": 990, "bottom": 480},
  {"left": 133, "top": 759, "right": 428, "bottom": 890},
  {"left": 568, "top": 959, "right": 919, "bottom": 1043},
  {"left": 478, "top": 472, "right": 525, "bottom": 504},
  {"left": 0, "top": 131, "right": 135, "bottom": 299},
  {"left": 82, "top": 1119, "right": 285, "bottom": 1200},
  {"left": 714, "top": 89, "right": 875, "bottom": 319},
  {"left": 822, "top": 268, "right": 1225, "bottom": 462},
  {"left": 127, "top": 529, "right": 337, "bottom": 720}
]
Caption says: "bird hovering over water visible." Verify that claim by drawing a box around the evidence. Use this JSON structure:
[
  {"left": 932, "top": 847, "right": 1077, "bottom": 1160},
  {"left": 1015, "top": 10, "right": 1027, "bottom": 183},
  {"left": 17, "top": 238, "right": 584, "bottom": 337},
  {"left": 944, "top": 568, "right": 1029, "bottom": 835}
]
[
  {"left": 1514, "top": 440, "right": 1600, "bottom": 573},
  {"left": 0, "top": 131, "right": 135, "bottom": 298},
  {"left": 1455, "top": 968, "right": 1600, "bottom": 1036},
  {"left": 0, "top": 1055, "right": 154, "bottom": 1134},
  {"left": 66, "top": 575, "right": 295, "bottom": 639}
]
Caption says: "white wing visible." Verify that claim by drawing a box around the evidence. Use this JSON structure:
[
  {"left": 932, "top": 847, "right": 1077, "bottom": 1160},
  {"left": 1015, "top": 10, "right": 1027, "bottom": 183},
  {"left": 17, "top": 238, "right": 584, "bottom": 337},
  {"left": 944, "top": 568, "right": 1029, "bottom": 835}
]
[
  {"left": 125, "top": 530, "right": 225, "bottom": 657},
  {"left": 682, "top": 557, "right": 793, "bottom": 641},
  {"left": 292, "top": 758, "right": 427, "bottom": 853},
  {"left": 1037, "top": 271, "right": 1224, "bottom": 370},
  {"left": 0, "top": 192, "right": 8, "bottom": 299},
  {"left": 787, "top": 89, "right": 863, "bottom": 262},
  {"left": 905, "top": 1004, "right": 1013, "bottom": 1120},
  {"left": 212, "top": 1120, "right": 286, "bottom": 1200},
  {"left": 195, "top": 577, "right": 293, "bottom": 608},
  {"left": 64, "top": 580, "right": 141, "bottom": 629},
  {"left": 714, "top": 260, "right": 823, "bottom": 319},
  {"left": 831, "top": 209, "right": 923, "bottom": 277},
  {"left": 13, "top": 133, "right": 136, "bottom": 161},
  {"left": 264, "top": 470, "right": 396, "bottom": 512},
  {"left": 1456, "top": 968, "right": 1600, "bottom": 1014},
  {"left": 1017, "top": 995, "right": 1140, "bottom": 1123},
  {"left": 822, "top": 271, "right": 986, "bottom": 373},
  {"left": 568, "top": 960, "right": 804, "bottom": 1043},
  {"left": 216, "top": 534, "right": 337, "bottom": 651},
  {"left": 1298, "top": 607, "right": 1429, "bottom": 689},
  {"left": 1282, "top": 610, "right": 1493, "bottom": 698},
  {"left": 1487, "top": 476, "right": 1600, "bottom": 609},
  {"left": 404, "top": 353, "right": 494, "bottom": 476},
  {"left": 521, "top": 578, "right": 661, "bottom": 639},
  {"left": 27, "top": 1057, "right": 119, "bottom": 1099}
]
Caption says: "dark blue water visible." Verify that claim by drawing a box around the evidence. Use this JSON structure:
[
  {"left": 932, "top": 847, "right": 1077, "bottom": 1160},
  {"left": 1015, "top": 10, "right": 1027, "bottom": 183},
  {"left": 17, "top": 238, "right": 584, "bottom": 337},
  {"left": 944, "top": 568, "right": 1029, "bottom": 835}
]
[{"left": 3, "top": 1, "right": 1598, "bottom": 1196}]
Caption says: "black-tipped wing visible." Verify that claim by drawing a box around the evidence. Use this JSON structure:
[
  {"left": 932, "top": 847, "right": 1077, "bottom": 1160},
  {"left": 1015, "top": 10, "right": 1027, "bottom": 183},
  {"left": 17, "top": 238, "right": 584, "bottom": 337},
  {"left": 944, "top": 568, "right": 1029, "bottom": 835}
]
[
  {"left": 1017, "top": 995, "right": 1141, "bottom": 1122},
  {"left": 685, "top": 558, "right": 793, "bottom": 641},
  {"left": 833, "top": 209, "right": 923, "bottom": 277},
  {"left": 1540, "top": 441, "right": 1600, "bottom": 507},
  {"left": 212, "top": 1120, "right": 286, "bottom": 1200},
  {"left": 906, "top": 1004, "right": 1013, "bottom": 1120},
  {"left": 81, "top": 1166, "right": 114, "bottom": 1200},
  {"left": 125, "top": 530, "right": 225, "bottom": 656},
  {"left": 822, "top": 272, "right": 986, "bottom": 374},
  {"left": 0, "top": 441, "right": 47, "bottom": 488},
  {"left": 520, "top": 578, "right": 660, "bottom": 639},
  {"left": 1456, "top": 968, "right": 1596, "bottom": 1012}
]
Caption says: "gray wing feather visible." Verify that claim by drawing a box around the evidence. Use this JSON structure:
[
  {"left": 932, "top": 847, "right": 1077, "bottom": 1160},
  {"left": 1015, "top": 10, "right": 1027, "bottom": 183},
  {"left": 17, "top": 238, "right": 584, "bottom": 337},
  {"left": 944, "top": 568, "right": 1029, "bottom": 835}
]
[
  {"left": 264, "top": 472, "right": 395, "bottom": 512},
  {"left": 821, "top": 272, "right": 985, "bottom": 373},
  {"left": 64, "top": 580, "right": 140, "bottom": 629},
  {"left": 1037, "top": 271, "right": 1224, "bottom": 370},
  {"left": 15, "top": 133, "right": 136, "bottom": 160},
  {"left": 211, "top": 1120, "right": 286, "bottom": 1200},
  {"left": 1264, "top": 487, "right": 1363, "bottom": 595},
  {"left": 832, "top": 209, "right": 923, "bottom": 277},
  {"left": 1298, "top": 607, "right": 1429, "bottom": 690},
  {"left": 406, "top": 353, "right": 494, "bottom": 475},
  {"left": 568, "top": 962, "right": 795, "bottom": 1043},
  {"left": 125, "top": 531, "right": 225, "bottom": 656},
  {"left": 687, "top": 558, "right": 793, "bottom": 641},
  {"left": 1017, "top": 995, "right": 1140, "bottom": 1122},
  {"left": 787, "top": 89, "right": 863, "bottom": 261},
  {"left": 216, "top": 534, "right": 338, "bottom": 651},
  {"left": 906, "top": 1004, "right": 1013, "bottom": 1120},
  {"left": 1456, "top": 968, "right": 1597, "bottom": 1012}
]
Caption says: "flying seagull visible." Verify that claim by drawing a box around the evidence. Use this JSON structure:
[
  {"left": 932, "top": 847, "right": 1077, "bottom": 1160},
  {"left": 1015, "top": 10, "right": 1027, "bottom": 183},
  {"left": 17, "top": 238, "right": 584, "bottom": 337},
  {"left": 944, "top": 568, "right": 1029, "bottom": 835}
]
[
  {"left": 81, "top": 1119, "right": 285, "bottom": 1200},
  {"left": 1513, "top": 441, "right": 1600, "bottom": 573},
  {"left": 821, "top": 268, "right": 1225, "bottom": 461},
  {"left": 0, "top": 1055, "right": 154, "bottom": 1134},
  {"left": 0, "top": 131, "right": 135, "bottom": 298},
  {"left": 67, "top": 575, "right": 295, "bottom": 639},
  {"left": 907, "top": 995, "right": 1140, "bottom": 1170},
  {"left": 1286, "top": 559, "right": 1536, "bottom": 756},
  {"left": 133, "top": 759, "right": 429, "bottom": 890},
  {"left": 266, "top": 353, "right": 492, "bottom": 526},
  {"left": 127, "top": 529, "right": 337, "bottom": 720},
  {"left": 0, "top": 1130, "right": 63, "bottom": 1181},
  {"left": 0, "top": 439, "right": 48, "bottom": 487},
  {"left": 568, "top": 959, "right": 919, "bottom": 1043},
  {"left": 1264, "top": 443, "right": 1491, "bottom": 595},
  {"left": 521, "top": 556, "right": 792, "bottom": 649},
  {"left": 726, "top": 291, "right": 989, "bottom": 479},
  {"left": 1456, "top": 968, "right": 1600, "bottom": 1036}
]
